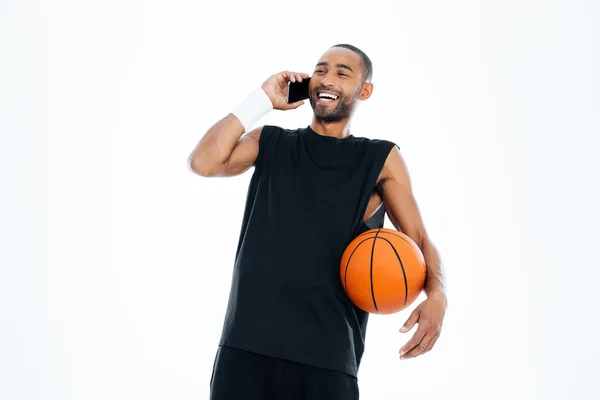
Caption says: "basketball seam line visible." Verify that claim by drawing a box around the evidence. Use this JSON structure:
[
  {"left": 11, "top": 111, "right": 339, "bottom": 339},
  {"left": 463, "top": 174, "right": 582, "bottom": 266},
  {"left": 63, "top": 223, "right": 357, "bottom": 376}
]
[
  {"left": 375, "top": 236, "right": 409, "bottom": 309},
  {"left": 344, "top": 236, "right": 379, "bottom": 309},
  {"left": 356, "top": 229, "right": 416, "bottom": 250},
  {"left": 369, "top": 229, "right": 382, "bottom": 314},
  {"left": 344, "top": 231, "right": 412, "bottom": 313},
  {"left": 344, "top": 238, "right": 374, "bottom": 297}
]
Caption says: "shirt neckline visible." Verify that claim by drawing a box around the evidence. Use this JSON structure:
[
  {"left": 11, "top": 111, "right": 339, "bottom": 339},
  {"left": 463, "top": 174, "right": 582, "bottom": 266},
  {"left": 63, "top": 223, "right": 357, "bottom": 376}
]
[{"left": 306, "top": 126, "right": 354, "bottom": 141}]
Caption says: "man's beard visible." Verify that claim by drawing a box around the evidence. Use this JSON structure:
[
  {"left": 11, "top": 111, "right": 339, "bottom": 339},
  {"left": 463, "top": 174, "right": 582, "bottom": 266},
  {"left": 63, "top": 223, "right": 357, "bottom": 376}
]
[{"left": 309, "top": 90, "right": 357, "bottom": 122}]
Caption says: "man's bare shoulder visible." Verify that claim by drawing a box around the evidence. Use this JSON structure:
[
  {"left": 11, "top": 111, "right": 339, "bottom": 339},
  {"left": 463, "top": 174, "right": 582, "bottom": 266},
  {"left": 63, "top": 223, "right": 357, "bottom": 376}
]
[
  {"left": 379, "top": 145, "right": 411, "bottom": 188},
  {"left": 244, "top": 126, "right": 263, "bottom": 141}
]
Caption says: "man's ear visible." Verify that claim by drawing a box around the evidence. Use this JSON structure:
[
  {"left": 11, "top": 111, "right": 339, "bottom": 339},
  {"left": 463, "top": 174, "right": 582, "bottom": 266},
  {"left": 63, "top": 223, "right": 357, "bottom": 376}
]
[{"left": 359, "top": 82, "right": 374, "bottom": 100}]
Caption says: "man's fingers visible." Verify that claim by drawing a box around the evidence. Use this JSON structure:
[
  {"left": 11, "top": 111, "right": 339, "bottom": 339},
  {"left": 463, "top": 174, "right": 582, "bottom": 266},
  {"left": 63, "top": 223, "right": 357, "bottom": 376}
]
[
  {"left": 400, "top": 308, "right": 420, "bottom": 333},
  {"left": 288, "top": 100, "right": 304, "bottom": 109},
  {"left": 291, "top": 72, "right": 308, "bottom": 82},
  {"left": 401, "top": 333, "right": 433, "bottom": 359},
  {"left": 401, "top": 328, "right": 439, "bottom": 360},
  {"left": 278, "top": 71, "right": 308, "bottom": 83},
  {"left": 281, "top": 100, "right": 304, "bottom": 110},
  {"left": 424, "top": 333, "right": 439, "bottom": 353},
  {"left": 399, "top": 323, "right": 427, "bottom": 357},
  {"left": 276, "top": 71, "right": 292, "bottom": 83}
]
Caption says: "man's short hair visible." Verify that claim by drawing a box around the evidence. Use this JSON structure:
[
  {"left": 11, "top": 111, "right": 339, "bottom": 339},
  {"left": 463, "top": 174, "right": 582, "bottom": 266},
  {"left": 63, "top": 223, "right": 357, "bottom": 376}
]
[{"left": 331, "top": 44, "right": 373, "bottom": 82}]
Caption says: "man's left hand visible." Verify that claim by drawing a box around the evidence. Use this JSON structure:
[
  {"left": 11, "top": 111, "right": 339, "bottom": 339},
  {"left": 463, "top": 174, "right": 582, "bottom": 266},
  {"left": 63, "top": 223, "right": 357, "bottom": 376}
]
[{"left": 399, "top": 292, "right": 447, "bottom": 360}]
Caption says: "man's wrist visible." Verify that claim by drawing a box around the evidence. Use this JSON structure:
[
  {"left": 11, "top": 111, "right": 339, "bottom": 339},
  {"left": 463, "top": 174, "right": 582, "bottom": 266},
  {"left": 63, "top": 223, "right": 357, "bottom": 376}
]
[
  {"left": 231, "top": 88, "right": 273, "bottom": 133},
  {"left": 427, "top": 290, "right": 448, "bottom": 306}
]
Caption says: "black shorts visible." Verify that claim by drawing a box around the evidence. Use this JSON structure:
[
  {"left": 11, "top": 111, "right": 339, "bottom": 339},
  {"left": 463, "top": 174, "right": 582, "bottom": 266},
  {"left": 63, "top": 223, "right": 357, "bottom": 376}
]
[{"left": 210, "top": 345, "right": 359, "bottom": 400}]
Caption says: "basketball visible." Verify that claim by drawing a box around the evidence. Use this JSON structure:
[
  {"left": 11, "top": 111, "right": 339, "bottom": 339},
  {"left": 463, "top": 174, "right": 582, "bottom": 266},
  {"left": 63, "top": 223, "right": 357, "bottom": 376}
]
[{"left": 340, "top": 228, "right": 427, "bottom": 314}]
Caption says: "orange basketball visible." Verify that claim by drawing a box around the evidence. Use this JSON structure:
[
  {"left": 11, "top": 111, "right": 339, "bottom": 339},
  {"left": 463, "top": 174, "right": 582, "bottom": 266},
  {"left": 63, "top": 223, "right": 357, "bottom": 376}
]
[{"left": 340, "top": 228, "right": 427, "bottom": 314}]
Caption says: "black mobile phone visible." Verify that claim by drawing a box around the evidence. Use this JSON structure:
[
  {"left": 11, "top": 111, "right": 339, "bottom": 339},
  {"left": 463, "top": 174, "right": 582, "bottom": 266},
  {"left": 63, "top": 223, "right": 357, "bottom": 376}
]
[{"left": 287, "top": 77, "right": 311, "bottom": 103}]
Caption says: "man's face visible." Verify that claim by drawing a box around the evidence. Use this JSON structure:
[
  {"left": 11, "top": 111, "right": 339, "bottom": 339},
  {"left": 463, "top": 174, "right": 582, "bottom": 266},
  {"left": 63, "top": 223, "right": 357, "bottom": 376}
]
[{"left": 308, "top": 48, "right": 365, "bottom": 122}]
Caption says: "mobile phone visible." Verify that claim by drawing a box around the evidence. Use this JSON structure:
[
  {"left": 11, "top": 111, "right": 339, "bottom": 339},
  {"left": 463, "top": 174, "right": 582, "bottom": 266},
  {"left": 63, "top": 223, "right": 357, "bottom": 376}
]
[{"left": 287, "top": 77, "right": 311, "bottom": 104}]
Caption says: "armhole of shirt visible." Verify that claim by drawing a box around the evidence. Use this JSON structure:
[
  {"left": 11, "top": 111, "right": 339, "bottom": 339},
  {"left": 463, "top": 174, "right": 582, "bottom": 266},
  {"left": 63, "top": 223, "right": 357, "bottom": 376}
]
[
  {"left": 370, "top": 139, "right": 398, "bottom": 199},
  {"left": 254, "top": 125, "right": 273, "bottom": 172},
  {"left": 353, "top": 140, "right": 398, "bottom": 238},
  {"left": 378, "top": 141, "right": 399, "bottom": 229}
]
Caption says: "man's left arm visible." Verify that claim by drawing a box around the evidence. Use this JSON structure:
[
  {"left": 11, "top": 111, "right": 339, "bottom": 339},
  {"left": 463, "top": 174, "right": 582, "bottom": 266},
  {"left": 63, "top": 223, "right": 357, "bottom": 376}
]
[{"left": 378, "top": 146, "right": 448, "bottom": 360}]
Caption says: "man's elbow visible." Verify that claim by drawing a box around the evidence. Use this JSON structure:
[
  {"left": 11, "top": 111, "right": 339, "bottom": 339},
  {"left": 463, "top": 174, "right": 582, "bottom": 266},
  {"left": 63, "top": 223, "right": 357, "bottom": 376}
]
[{"left": 188, "top": 154, "right": 218, "bottom": 177}]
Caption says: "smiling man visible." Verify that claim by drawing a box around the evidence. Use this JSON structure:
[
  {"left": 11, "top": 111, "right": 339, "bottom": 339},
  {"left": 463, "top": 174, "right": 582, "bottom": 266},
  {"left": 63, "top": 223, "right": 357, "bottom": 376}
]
[{"left": 188, "top": 44, "right": 447, "bottom": 400}]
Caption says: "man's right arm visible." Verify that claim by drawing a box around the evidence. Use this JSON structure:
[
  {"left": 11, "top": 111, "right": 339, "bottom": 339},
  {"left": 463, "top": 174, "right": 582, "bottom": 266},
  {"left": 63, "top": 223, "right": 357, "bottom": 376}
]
[
  {"left": 187, "top": 71, "right": 309, "bottom": 178},
  {"left": 187, "top": 114, "right": 262, "bottom": 177}
]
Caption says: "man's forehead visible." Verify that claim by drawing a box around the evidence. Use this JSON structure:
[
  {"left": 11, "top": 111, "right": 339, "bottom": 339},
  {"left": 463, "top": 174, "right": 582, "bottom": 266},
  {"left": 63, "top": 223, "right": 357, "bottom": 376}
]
[{"left": 316, "top": 48, "right": 361, "bottom": 68}]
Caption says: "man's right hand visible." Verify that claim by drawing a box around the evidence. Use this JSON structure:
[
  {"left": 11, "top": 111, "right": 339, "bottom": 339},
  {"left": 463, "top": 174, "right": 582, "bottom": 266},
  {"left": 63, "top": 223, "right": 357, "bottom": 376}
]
[{"left": 261, "top": 71, "right": 310, "bottom": 111}]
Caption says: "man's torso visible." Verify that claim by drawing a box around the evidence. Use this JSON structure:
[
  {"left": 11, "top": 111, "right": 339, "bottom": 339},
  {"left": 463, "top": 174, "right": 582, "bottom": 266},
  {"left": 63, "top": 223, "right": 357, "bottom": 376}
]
[{"left": 218, "top": 125, "right": 397, "bottom": 377}]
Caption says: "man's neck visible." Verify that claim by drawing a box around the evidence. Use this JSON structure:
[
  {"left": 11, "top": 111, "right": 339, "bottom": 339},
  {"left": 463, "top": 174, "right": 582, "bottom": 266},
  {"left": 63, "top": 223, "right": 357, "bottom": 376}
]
[{"left": 310, "top": 118, "right": 352, "bottom": 139}]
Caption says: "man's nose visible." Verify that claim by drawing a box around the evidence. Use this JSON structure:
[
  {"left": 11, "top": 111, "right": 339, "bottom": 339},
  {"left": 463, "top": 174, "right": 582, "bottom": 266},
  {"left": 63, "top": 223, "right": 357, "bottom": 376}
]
[{"left": 320, "top": 73, "right": 336, "bottom": 88}]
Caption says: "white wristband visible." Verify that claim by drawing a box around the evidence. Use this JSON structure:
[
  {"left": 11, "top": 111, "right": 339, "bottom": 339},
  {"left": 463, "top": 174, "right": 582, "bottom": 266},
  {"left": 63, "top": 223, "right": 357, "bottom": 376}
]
[{"left": 231, "top": 88, "right": 273, "bottom": 133}]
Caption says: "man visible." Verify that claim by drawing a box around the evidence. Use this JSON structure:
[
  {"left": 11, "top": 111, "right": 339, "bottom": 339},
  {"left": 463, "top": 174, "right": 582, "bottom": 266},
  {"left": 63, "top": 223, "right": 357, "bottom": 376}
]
[{"left": 188, "top": 44, "right": 447, "bottom": 400}]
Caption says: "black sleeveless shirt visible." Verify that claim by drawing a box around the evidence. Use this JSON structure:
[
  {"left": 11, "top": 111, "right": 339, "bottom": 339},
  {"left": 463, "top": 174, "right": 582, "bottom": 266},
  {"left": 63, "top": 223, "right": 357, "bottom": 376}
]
[{"left": 218, "top": 125, "right": 397, "bottom": 377}]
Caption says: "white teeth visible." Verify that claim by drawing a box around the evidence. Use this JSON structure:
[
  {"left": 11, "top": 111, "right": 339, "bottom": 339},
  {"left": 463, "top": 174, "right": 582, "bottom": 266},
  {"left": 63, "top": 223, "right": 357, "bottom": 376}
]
[{"left": 318, "top": 92, "right": 338, "bottom": 100}]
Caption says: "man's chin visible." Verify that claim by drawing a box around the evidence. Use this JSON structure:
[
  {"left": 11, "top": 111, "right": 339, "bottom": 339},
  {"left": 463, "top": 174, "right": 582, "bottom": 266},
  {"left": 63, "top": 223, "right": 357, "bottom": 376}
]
[
  {"left": 314, "top": 113, "right": 344, "bottom": 123},
  {"left": 312, "top": 107, "right": 337, "bottom": 121},
  {"left": 309, "top": 102, "right": 348, "bottom": 122}
]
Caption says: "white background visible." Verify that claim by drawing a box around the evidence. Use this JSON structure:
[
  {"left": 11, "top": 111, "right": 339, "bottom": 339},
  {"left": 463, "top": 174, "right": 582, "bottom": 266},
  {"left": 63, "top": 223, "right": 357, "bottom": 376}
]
[{"left": 2, "top": 0, "right": 599, "bottom": 399}]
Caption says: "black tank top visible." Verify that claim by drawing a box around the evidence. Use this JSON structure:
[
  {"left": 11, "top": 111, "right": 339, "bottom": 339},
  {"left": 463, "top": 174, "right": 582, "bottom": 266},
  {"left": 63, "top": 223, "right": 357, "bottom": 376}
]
[{"left": 218, "top": 125, "right": 398, "bottom": 377}]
